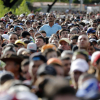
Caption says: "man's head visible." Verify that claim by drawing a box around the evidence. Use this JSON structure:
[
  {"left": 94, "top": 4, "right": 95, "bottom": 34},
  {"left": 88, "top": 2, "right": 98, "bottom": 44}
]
[
  {"left": 70, "top": 35, "right": 79, "bottom": 46},
  {"left": 1, "top": 54, "right": 22, "bottom": 75},
  {"left": 43, "top": 49, "right": 58, "bottom": 60},
  {"left": 21, "top": 31, "right": 31, "bottom": 40},
  {"left": 59, "top": 29, "right": 69, "bottom": 39},
  {"left": 39, "top": 30, "right": 46, "bottom": 37},
  {"left": 77, "top": 35, "right": 89, "bottom": 50},
  {"left": 29, "top": 52, "right": 47, "bottom": 79},
  {"left": 35, "top": 36, "right": 46, "bottom": 48},
  {"left": 47, "top": 13, "right": 55, "bottom": 23},
  {"left": 9, "top": 33, "right": 18, "bottom": 44},
  {"left": 72, "top": 50, "right": 89, "bottom": 63},
  {"left": 70, "top": 59, "right": 89, "bottom": 89},
  {"left": 59, "top": 38, "right": 70, "bottom": 50}
]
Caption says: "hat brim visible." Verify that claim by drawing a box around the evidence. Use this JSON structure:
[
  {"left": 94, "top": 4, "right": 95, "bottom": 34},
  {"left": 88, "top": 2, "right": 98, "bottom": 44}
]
[
  {"left": 59, "top": 40, "right": 69, "bottom": 44},
  {"left": 1, "top": 57, "right": 22, "bottom": 64}
]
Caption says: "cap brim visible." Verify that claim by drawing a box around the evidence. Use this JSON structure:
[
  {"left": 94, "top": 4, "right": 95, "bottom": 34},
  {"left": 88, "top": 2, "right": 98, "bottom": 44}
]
[
  {"left": 76, "top": 89, "right": 86, "bottom": 98},
  {"left": 59, "top": 40, "right": 69, "bottom": 44}
]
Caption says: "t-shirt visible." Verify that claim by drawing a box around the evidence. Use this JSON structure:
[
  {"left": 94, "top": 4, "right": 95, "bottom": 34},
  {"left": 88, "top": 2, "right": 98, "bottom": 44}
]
[{"left": 39, "top": 24, "right": 62, "bottom": 37}]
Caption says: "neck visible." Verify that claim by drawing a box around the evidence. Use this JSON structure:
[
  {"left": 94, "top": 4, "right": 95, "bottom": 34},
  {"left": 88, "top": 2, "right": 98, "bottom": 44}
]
[
  {"left": 96, "top": 69, "right": 100, "bottom": 82},
  {"left": 49, "top": 22, "right": 54, "bottom": 27}
]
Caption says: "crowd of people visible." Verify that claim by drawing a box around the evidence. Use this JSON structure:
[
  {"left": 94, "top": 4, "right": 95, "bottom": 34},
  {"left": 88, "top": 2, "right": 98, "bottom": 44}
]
[{"left": 0, "top": 10, "right": 100, "bottom": 100}]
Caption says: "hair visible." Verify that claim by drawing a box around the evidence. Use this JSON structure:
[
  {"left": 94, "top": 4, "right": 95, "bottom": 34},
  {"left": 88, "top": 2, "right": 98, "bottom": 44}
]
[
  {"left": 88, "top": 34, "right": 98, "bottom": 40},
  {"left": 70, "top": 35, "right": 79, "bottom": 40},
  {"left": 39, "top": 30, "right": 46, "bottom": 34},
  {"left": 21, "top": 59, "right": 29, "bottom": 67},
  {"left": 43, "top": 49, "right": 57, "bottom": 57},
  {"left": 21, "top": 31, "right": 30, "bottom": 38},
  {"left": 59, "top": 29, "right": 69, "bottom": 36},
  {"left": 35, "top": 36, "right": 46, "bottom": 43},
  {"left": 9, "top": 32, "right": 18, "bottom": 37},
  {"left": 73, "top": 49, "right": 89, "bottom": 62}
]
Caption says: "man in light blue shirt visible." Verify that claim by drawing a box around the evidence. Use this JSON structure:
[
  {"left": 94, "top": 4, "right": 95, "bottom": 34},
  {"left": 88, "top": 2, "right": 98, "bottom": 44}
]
[{"left": 39, "top": 13, "right": 62, "bottom": 37}]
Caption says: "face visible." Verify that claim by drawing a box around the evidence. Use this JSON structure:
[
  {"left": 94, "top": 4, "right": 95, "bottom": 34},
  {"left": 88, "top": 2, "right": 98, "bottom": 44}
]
[
  {"left": 62, "top": 59, "right": 71, "bottom": 76},
  {"left": 89, "top": 35, "right": 96, "bottom": 40},
  {"left": 15, "top": 28, "right": 22, "bottom": 36},
  {"left": 5, "top": 60, "right": 19, "bottom": 74},
  {"left": 41, "top": 33, "right": 46, "bottom": 37},
  {"left": 77, "top": 35, "right": 89, "bottom": 49},
  {"left": 60, "top": 31, "right": 68, "bottom": 38},
  {"left": 9, "top": 34, "right": 18, "bottom": 44},
  {"left": 54, "top": 66, "right": 64, "bottom": 76},
  {"left": 88, "top": 44, "right": 95, "bottom": 55},
  {"left": 47, "top": 13, "right": 55, "bottom": 22},
  {"left": 29, "top": 30, "right": 35, "bottom": 38},
  {"left": 59, "top": 41, "right": 70, "bottom": 50},
  {"left": 71, "top": 70, "right": 83, "bottom": 87},
  {"left": 46, "top": 51, "right": 57, "bottom": 60},
  {"left": 22, "top": 65, "right": 31, "bottom": 80},
  {"left": 35, "top": 38, "right": 45, "bottom": 48},
  {"left": 17, "top": 43, "right": 24, "bottom": 49},
  {"left": 71, "top": 39, "right": 77, "bottom": 46},
  {"left": 22, "top": 26, "right": 27, "bottom": 31},
  {"left": 30, "top": 60, "right": 44, "bottom": 77}
]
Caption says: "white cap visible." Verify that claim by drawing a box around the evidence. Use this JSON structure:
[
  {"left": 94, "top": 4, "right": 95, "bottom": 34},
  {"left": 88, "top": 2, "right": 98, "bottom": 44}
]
[
  {"left": 70, "top": 59, "right": 89, "bottom": 73},
  {"left": 2, "top": 34, "right": 9, "bottom": 40},
  {"left": 27, "top": 43, "right": 37, "bottom": 52}
]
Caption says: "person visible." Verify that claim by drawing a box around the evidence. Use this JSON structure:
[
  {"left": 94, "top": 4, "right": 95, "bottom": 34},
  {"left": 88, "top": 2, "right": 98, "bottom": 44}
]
[
  {"left": 9, "top": 32, "right": 18, "bottom": 44},
  {"left": 70, "top": 59, "right": 89, "bottom": 90},
  {"left": 42, "top": 49, "right": 58, "bottom": 60},
  {"left": 58, "top": 38, "right": 70, "bottom": 50},
  {"left": 47, "top": 58, "right": 64, "bottom": 76},
  {"left": 29, "top": 52, "right": 47, "bottom": 83},
  {"left": 59, "top": 29, "right": 69, "bottom": 39},
  {"left": 43, "top": 77, "right": 79, "bottom": 100},
  {"left": 39, "top": 30, "right": 47, "bottom": 37},
  {"left": 39, "top": 13, "right": 61, "bottom": 37},
  {"left": 77, "top": 35, "right": 89, "bottom": 51},
  {"left": 21, "top": 59, "right": 31, "bottom": 80},
  {"left": 35, "top": 36, "right": 46, "bottom": 50},
  {"left": 61, "top": 56, "right": 71, "bottom": 77},
  {"left": 76, "top": 73, "right": 100, "bottom": 100},
  {"left": 14, "top": 25, "right": 23, "bottom": 38},
  {"left": 1, "top": 53, "right": 25, "bottom": 81}
]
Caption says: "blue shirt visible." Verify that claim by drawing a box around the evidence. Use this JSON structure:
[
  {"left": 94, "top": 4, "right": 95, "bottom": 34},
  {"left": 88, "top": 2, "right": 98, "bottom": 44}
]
[{"left": 39, "top": 24, "right": 62, "bottom": 37}]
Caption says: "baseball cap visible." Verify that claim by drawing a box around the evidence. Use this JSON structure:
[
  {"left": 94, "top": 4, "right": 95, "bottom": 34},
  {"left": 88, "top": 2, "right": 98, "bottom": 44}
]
[
  {"left": 76, "top": 78, "right": 99, "bottom": 99},
  {"left": 91, "top": 51, "right": 100, "bottom": 66},
  {"left": 37, "top": 64, "right": 57, "bottom": 76},
  {"left": 2, "top": 34, "right": 9, "bottom": 40},
  {"left": 28, "top": 27, "right": 34, "bottom": 32},
  {"left": 14, "top": 25, "right": 23, "bottom": 31},
  {"left": 30, "top": 52, "right": 47, "bottom": 63},
  {"left": 59, "top": 38, "right": 70, "bottom": 44},
  {"left": 47, "top": 58, "right": 63, "bottom": 66},
  {"left": 15, "top": 40, "right": 25, "bottom": 46},
  {"left": 27, "top": 43, "right": 37, "bottom": 53},
  {"left": 70, "top": 59, "right": 89, "bottom": 73},
  {"left": 41, "top": 44, "right": 57, "bottom": 53},
  {"left": 89, "top": 38, "right": 97, "bottom": 43},
  {"left": 87, "top": 28, "right": 96, "bottom": 34}
]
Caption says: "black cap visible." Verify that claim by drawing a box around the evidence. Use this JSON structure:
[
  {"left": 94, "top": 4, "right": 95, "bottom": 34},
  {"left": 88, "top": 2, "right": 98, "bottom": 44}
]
[{"left": 37, "top": 64, "right": 57, "bottom": 76}]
